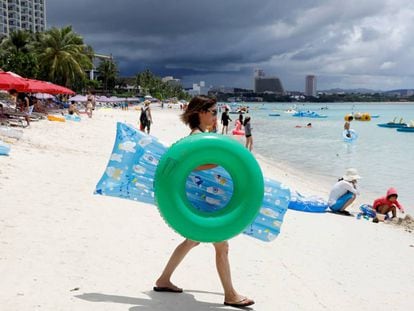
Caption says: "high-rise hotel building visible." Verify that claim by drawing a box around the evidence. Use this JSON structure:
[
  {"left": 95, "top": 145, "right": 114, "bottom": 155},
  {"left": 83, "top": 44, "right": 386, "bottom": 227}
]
[
  {"left": 254, "top": 69, "right": 284, "bottom": 94},
  {"left": 305, "top": 75, "right": 317, "bottom": 97},
  {"left": 0, "top": 0, "right": 46, "bottom": 37}
]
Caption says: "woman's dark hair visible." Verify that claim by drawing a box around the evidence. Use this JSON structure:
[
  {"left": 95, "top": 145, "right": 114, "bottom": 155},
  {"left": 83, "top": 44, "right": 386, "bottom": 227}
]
[
  {"left": 243, "top": 116, "right": 251, "bottom": 127},
  {"left": 238, "top": 113, "right": 243, "bottom": 123},
  {"left": 180, "top": 96, "right": 216, "bottom": 129}
]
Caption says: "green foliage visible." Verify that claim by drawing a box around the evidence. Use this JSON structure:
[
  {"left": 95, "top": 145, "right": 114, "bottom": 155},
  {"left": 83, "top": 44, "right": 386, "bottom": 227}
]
[
  {"left": 34, "top": 26, "right": 93, "bottom": 89},
  {"left": 134, "top": 69, "right": 189, "bottom": 100},
  {"left": 97, "top": 59, "right": 118, "bottom": 92},
  {"left": 0, "top": 30, "right": 39, "bottom": 77}
]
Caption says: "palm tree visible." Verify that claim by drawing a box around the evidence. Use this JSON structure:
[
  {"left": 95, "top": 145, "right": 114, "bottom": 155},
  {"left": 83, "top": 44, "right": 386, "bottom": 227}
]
[
  {"left": 35, "top": 26, "right": 93, "bottom": 88},
  {"left": 0, "top": 30, "right": 38, "bottom": 77},
  {"left": 97, "top": 59, "right": 118, "bottom": 93}
]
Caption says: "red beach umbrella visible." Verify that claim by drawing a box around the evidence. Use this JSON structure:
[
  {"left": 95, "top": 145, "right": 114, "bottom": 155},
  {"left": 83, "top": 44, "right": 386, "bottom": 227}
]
[
  {"left": 22, "top": 79, "right": 75, "bottom": 95},
  {"left": 0, "top": 71, "right": 28, "bottom": 90},
  {"left": 50, "top": 84, "right": 75, "bottom": 95}
]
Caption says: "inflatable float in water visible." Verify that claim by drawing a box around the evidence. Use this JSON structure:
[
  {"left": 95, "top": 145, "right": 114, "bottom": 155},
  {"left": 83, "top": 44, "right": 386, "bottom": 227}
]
[
  {"left": 293, "top": 111, "right": 327, "bottom": 118},
  {"left": 95, "top": 122, "right": 290, "bottom": 242},
  {"left": 343, "top": 129, "right": 358, "bottom": 142},
  {"left": 0, "top": 140, "right": 10, "bottom": 156}
]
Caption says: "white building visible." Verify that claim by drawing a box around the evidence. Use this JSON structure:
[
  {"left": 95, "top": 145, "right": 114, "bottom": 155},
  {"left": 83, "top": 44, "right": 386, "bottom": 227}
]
[
  {"left": 0, "top": 0, "right": 47, "bottom": 36},
  {"left": 161, "top": 76, "right": 181, "bottom": 86},
  {"left": 187, "top": 81, "right": 210, "bottom": 96}
]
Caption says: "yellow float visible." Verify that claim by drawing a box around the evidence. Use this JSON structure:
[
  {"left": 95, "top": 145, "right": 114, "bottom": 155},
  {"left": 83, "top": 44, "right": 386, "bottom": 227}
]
[
  {"left": 47, "top": 115, "right": 66, "bottom": 122},
  {"left": 360, "top": 113, "right": 371, "bottom": 121},
  {"left": 344, "top": 114, "right": 353, "bottom": 121}
]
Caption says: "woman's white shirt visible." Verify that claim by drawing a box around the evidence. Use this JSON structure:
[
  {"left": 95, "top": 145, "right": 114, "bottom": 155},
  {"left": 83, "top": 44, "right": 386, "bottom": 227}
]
[{"left": 328, "top": 180, "right": 359, "bottom": 205}]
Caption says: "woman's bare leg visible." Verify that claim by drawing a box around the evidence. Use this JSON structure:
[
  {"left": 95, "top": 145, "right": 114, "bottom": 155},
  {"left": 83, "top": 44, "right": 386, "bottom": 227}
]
[
  {"left": 213, "top": 241, "right": 254, "bottom": 305},
  {"left": 155, "top": 239, "right": 199, "bottom": 290}
]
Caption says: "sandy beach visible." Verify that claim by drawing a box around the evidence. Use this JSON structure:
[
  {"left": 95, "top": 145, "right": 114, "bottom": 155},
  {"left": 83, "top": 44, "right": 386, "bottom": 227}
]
[{"left": 1, "top": 107, "right": 413, "bottom": 311}]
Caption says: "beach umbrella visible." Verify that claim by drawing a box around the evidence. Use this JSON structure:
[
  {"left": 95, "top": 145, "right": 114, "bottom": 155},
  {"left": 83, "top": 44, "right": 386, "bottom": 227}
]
[
  {"left": 50, "top": 84, "right": 75, "bottom": 95},
  {"left": 35, "top": 93, "right": 55, "bottom": 100},
  {"left": 68, "top": 95, "right": 87, "bottom": 102},
  {"left": 0, "top": 71, "right": 28, "bottom": 90}
]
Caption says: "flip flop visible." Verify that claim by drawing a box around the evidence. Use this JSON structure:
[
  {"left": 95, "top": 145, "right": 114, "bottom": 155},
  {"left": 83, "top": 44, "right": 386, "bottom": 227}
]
[
  {"left": 153, "top": 286, "right": 183, "bottom": 293},
  {"left": 224, "top": 298, "right": 255, "bottom": 308}
]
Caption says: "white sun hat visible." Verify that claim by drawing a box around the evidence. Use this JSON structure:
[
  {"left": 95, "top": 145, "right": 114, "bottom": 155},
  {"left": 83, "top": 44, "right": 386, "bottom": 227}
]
[{"left": 343, "top": 168, "right": 362, "bottom": 181}]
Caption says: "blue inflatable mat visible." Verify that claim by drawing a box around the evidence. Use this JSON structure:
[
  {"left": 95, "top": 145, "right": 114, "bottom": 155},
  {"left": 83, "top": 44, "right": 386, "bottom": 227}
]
[
  {"left": 64, "top": 114, "right": 81, "bottom": 122},
  {"left": 0, "top": 140, "right": 10, "bottom": 156},
  {"left": 95, "top": 122, "right": 290, "bottom": 242},
  {"left": 288, "top": 191, "right": 328, "bottom": 213}
]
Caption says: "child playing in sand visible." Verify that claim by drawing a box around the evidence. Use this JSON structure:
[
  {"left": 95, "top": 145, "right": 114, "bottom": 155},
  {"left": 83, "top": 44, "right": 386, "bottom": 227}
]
[{"left": 372, "top": 188, "right": 405, "bottom": 219}]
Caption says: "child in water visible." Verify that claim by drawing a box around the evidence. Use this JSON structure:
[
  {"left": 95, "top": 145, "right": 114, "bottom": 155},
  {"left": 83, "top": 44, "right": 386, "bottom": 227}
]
[{"left": 344, "top": 116, "right": 353, "bottom": 138}]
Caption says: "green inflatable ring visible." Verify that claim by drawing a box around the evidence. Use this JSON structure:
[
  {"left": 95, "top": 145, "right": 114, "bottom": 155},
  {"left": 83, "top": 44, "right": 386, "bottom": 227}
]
[{"left": 154, "top": 133, "right": 264, "bottom": 242}]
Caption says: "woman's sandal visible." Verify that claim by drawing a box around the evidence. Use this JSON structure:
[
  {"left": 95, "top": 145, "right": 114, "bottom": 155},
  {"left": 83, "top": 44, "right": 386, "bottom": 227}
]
[{"left": 224, "top": 297, "right": 255, "bottom": 308}]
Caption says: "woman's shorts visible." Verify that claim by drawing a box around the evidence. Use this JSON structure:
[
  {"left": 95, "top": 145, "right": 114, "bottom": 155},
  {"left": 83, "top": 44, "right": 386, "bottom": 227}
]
[
  {"left": 329, "top": 192, "right": 354, "bottom": 211},
  {"left": 245, "top": 134, "right": 252, "bottom": 138}
]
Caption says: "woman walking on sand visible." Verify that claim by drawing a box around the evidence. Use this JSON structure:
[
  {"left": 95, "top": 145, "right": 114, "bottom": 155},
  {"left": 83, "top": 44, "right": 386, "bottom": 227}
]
[{"left": 153, "top": 95, "right": 255, "bottom": 308}]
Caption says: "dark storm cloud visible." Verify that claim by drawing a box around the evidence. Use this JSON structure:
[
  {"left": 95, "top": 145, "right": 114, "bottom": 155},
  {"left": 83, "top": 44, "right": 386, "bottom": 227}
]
[{"left": 47, "top": 0, "right": 414, "bottom": 90}]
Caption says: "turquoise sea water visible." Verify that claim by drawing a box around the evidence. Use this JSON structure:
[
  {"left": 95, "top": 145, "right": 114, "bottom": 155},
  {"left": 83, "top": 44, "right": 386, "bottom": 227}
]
[{"left": 235, "top": 102, "right": 414, "bottom": 213}]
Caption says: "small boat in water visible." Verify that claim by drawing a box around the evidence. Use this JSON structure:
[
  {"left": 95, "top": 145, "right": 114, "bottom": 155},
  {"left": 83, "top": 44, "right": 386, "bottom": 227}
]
[
  {"left": 377, "top": 123, "right": 407, "bottom": 128},
  {"left": 293, "top": 111, "right": 327, "bottom": 118},
  {"left": 396, "top": 127, "right": 414, "bottom": 132}
]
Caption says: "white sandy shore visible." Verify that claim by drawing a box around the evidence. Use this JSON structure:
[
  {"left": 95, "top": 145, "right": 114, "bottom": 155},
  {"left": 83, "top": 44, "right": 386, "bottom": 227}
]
[{"left": 1, "top": 107, "right": 413, "bottom": 311}]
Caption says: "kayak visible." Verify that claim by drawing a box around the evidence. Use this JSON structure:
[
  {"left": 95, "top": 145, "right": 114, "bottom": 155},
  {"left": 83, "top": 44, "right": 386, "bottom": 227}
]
[
  {"left": 377, "top": 123, "right": 407, "bottom": 128},
  {"left": 396, "top": 127, "right": 414, "bottom": 132}
]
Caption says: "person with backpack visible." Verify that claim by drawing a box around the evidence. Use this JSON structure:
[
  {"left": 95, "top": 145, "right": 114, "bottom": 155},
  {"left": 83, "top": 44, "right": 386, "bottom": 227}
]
[{"left": 140, "top": 100, "right": 153, "bottom": 134}]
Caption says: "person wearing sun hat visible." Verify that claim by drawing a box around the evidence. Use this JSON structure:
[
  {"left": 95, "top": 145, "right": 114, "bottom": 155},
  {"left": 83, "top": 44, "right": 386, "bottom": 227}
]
[{"left": 328, "top": 168, "right": 361, "bottom": 216}]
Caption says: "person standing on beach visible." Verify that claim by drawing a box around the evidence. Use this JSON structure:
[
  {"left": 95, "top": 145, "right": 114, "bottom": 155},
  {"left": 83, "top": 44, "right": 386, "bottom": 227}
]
[
  {"left": 86, "top": 92, "right": 94, "bottom": 118},
  {"left": 140, "top": 100, "right": 153, "bottom": 134},
  {"left": 221, "top": 107, "right": 232, "bottom": 134},
  {"left": 344, "top": 116, "right": 353, "bottom": 137},
  {"left": 154, "top": 95, "right": 254, "bottom": 308},
  {"left": 244, "top": 116, "right": 253, "bottom": 151},
  {"left": 328, "top": 168, "right": 361, "bottom": 216}
]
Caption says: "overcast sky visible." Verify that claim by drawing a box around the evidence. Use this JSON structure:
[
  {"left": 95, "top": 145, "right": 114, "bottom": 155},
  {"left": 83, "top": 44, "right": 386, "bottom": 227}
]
[{"left": 47, "top": 0, "right": 414, "bottom": 91}]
